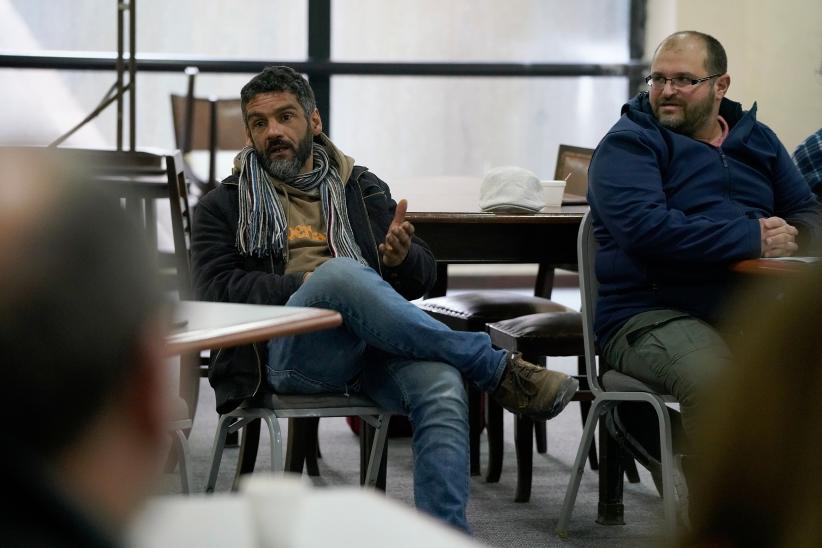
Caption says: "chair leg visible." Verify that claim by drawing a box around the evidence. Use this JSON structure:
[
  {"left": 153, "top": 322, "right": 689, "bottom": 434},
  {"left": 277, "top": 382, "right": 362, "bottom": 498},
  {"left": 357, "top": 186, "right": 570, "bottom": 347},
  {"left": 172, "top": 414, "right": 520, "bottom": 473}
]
[
  {"left": 226, "top": 430, "right": 240, "bottom": 447},
  {"left": 577, "top": 356, "right": 598, "bottom": 470},
  {"left": 556, "top": 398, "right": 610, "bottom": 537},
  {"left": 579, "top": 399, "right": 599, "bottom": 470},
  {"left": 304, "top": 418, "right": 321, "bottom": 477},
  {"left": 363, "top": 415, "right": 391, "bottom": 488},
  {"left": 514, "top": 414, "right": 534, "bottom": 502},
  {"left": 173, "top": 429, "right": 192, "bottom": 494},
  {"left": 652, "top": 399, "right": 677, "bottom": 535},
  {"left": 485, "top": 398, "right": 504, "bottom": 483},
  {"left": 533, "top": 354, "right": 547, "bottom": 455},
  {"left": 534, "top": 420, "right": 547, "bottom": 454},
  {"left": 468, "top": 385, "right": 484, "bottom": 476},
  {"left": 623, "top": 453, "right": 641, "bottom": 483},
  {"left": 205, "top": 414, "right": 233, "bottom": 493},
  {"left": 233, "top": 418, "right": 261, "bottom": 491},
  {"left": 359, "top": 420, "right": 388, "bottom": 490},
  {"left": 260, "top": 413, "right": 284, "bottom": 474},
  {"left": 596, "top": 418, "right": 626, "bottom": 526},
  {"left": 285, "top": 417, "right": 315, "bottom": 474}
]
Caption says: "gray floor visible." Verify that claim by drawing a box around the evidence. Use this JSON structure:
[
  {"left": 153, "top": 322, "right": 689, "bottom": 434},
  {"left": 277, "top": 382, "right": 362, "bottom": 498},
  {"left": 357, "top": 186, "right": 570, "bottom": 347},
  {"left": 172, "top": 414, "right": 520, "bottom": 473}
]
[{"left": 160, "top": 288, "right": 670, "bottom": 548}]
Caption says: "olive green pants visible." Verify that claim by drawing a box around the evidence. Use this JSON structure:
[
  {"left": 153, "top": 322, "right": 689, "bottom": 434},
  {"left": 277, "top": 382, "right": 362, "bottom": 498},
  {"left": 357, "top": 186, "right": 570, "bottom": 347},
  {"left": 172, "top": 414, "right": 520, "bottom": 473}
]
[{"left": 602, "top": 309, "right": 732, "bottom": 439}]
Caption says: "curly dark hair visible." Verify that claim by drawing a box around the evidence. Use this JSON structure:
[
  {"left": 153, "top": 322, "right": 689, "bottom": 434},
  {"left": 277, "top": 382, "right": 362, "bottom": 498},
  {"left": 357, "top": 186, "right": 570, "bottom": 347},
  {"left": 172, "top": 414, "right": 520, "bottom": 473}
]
[{"left": 240, "top": 65, "right": 316, "bottom": 121}]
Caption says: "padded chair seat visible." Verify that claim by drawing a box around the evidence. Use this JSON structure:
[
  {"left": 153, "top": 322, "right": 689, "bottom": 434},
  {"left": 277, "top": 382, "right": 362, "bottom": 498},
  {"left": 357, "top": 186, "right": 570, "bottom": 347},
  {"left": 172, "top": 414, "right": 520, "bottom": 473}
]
[
  {"left": 486, "top": 311, "right": 583, "bottom": 357},
  {"left": 241, "top": 392, "right": 384, "bottom": 415},
  {"left": 602, "top": 370, "right": 669, "bottom": 395},
  {"left": 418, "top": 291, "right": 571, "bottom": 331}
]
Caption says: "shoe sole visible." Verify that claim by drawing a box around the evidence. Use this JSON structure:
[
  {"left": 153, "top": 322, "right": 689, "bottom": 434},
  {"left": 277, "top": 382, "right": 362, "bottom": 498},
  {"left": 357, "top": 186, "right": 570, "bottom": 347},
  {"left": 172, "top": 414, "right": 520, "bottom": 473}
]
[{"left": 528, "top": 376, "right": 579, "bottom": 421}]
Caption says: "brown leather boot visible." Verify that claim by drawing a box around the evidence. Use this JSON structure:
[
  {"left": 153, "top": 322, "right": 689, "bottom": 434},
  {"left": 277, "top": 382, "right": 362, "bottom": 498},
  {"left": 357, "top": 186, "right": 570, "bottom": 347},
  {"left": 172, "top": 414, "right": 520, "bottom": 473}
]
[{"left": 492, "top": 352, "right": 578, "bottom": 421}]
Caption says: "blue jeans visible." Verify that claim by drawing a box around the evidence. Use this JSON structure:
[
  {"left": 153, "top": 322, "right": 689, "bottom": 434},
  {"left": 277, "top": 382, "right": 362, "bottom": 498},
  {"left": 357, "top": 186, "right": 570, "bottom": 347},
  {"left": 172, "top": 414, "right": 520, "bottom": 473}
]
[{"left": 266, "top": 258, "right": 508, "bottom": 531}]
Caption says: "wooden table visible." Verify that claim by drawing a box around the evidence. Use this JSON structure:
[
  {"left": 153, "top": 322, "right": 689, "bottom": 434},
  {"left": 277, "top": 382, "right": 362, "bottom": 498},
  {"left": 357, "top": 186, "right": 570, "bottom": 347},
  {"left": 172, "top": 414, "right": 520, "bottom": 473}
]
[
  {"left": 731, "top": 258, "right": 817, "bottom": 276},
  {"left": 389, "top": 176, "right": 588, "bottom": 295},
  {"left": 167, "top": 301, "right": 342, "bottom": 435},
  {"left": 166, "top": 300, "right": 342, "bottom": 355}
]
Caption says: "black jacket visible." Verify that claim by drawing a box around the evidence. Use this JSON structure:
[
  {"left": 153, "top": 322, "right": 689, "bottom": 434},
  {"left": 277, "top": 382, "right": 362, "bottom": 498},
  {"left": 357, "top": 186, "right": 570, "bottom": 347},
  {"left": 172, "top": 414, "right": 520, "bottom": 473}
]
[
  {"left": 192, "top": 164, "right": 437, "bottom": 413},
  {"left": 0, "top": 449, "right": 117, "bottom": 548}
]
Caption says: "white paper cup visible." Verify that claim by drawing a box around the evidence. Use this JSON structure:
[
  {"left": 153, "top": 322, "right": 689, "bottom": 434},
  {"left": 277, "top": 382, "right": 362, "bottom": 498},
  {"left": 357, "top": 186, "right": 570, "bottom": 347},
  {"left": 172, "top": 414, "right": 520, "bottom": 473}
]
[{"left": 540, "top": 180, "right": 566, "bottom": 207}]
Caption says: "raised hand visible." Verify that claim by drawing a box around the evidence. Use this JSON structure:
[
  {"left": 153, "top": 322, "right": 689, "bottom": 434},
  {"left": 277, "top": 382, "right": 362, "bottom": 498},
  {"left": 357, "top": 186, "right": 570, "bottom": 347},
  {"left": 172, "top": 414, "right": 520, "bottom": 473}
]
[{"left": 379, "top": 199, "right": 415, "bottom": 267}]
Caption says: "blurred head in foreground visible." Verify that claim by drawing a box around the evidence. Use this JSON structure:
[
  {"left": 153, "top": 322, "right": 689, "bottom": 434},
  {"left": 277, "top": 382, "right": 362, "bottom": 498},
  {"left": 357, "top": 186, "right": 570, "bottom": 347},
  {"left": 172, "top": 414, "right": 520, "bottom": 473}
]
[
  {"left": 679, "top": 267, "right": 822, "bottom": 547},
  {"left": 0, "top": 148, "right": 170, "bottom": 544}
]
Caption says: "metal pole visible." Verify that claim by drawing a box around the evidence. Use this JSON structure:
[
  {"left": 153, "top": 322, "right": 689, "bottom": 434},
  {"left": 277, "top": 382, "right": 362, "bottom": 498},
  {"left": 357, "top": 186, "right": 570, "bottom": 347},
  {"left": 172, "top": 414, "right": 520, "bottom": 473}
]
[
  {"left": 628, "top": 0, "right": 647, "bottom": 98},
  {"left": 129, "top": 0, "right": 137, "bottom": 150},
  {"left": 116, "top": 0, "right": 124, "bottom": 150},
  {"left": 307, "top": 0, "right": 331, "bottom": 136}
]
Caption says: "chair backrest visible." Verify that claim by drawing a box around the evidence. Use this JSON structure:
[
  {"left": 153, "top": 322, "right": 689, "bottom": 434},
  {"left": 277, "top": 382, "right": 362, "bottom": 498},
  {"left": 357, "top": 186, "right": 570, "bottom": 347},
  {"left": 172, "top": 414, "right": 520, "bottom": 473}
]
[
  {"left": 170, "top": 94, "right": 246, "bottom": 153},
  {"left": 50, "top": 147, "right": 193, "bottom": 301},
  {"left": 577, "top": 210, "right": 605, "bottom": 394},
  {"left": 554, "top": 144, "right": 594, "bottom": 199},
  {"left": 164, "top": 150, "right": 194, "bottom": 300},
  {"left": 170, "top": 68, "right": 246, "bottom": 195}
]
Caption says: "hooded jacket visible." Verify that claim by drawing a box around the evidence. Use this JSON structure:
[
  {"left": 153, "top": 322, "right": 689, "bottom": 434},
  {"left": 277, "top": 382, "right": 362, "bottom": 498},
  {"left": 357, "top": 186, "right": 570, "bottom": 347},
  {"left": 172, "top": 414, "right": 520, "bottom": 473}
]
[
  {"left": 191, "top": 135, "right": 437, "bottom": 413},
  {"left": 589, "top": 92, "right": 822, "bottom": 347}
]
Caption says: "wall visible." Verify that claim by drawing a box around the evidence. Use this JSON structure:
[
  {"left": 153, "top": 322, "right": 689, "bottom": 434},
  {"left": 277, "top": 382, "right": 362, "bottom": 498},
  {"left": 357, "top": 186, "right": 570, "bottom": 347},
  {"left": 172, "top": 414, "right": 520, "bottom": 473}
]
[{"left": 646, "top": 0, "right": 822, "bottom": 152}]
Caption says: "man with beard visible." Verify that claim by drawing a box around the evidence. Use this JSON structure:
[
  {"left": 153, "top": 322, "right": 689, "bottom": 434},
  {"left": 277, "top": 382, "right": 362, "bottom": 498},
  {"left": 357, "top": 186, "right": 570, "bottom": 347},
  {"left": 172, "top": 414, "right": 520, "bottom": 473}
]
[
  {"left": 587, "top": 30, "right": 822, "bottom": 449},
  {"left": 191, "top": 66, "right": 578, "bottom": 532}
]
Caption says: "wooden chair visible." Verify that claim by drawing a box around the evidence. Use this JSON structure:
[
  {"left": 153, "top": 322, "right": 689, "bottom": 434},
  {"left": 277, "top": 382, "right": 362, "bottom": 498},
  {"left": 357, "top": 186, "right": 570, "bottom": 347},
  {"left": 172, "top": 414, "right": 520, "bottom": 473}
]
[
  {"left": 415, "top": 145, "right": 595, "bottom": 488},
  {"left": 170, "top": 67, "right": 246, "bottom": 197},
  {"left": 60, "top": 147, "right": 196, "bottom": 493}
]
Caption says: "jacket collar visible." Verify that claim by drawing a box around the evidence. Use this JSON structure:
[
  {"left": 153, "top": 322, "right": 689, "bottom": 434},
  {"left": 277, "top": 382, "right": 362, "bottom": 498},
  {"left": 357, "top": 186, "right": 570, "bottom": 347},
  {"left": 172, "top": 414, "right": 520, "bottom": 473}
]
[{"left": 623, "top": 92, "right": 757, "bottom": 140}]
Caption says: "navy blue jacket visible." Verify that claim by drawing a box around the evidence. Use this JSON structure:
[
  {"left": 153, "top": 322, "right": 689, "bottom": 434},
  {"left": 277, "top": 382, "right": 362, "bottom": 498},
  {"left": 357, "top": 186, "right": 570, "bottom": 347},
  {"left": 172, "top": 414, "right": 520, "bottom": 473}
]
[
  {"left": 192, "top": 165, "right": 437, "bottom": 413},
  {"left": 589, "top": 93, "right": 822, "bottom": 347}
]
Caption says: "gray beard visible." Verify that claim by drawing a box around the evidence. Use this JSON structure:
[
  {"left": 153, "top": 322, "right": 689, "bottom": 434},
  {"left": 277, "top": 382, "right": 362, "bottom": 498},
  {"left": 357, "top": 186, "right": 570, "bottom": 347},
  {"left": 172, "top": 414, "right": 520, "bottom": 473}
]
[
  {"left": 261, "top": 155, "right": 303, "bottom": 180},
  {"left": 258, "top": 128, "right": 315, "bottom": 181}
]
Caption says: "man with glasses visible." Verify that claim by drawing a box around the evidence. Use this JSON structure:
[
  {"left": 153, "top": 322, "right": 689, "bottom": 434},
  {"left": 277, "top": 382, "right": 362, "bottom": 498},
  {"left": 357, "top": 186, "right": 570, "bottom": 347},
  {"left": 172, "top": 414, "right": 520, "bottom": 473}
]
[{"left": 586, "top": 31, "right": 822, "bottom": 465}]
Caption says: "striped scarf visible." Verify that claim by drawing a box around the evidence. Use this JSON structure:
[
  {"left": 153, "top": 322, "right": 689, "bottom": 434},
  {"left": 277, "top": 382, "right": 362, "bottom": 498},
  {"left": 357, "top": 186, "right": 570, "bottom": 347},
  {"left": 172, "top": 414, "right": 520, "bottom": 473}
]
[{"left": 235, "top": 144, "right": 366, "bottom": 265}]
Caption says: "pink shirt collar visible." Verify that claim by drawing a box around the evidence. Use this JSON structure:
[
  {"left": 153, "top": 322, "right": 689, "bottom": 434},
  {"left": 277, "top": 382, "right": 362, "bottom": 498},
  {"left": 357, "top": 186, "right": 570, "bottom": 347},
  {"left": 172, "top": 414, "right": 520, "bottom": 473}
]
[{"left": 700, "top": 115, "right": 729, "bottom": 147}]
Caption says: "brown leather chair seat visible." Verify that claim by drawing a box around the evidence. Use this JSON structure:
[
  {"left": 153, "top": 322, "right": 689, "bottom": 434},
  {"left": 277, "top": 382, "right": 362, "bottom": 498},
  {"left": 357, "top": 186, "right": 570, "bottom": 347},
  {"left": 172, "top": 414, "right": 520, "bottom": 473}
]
[
  {"left": 418, "top": 291, "right": 572, "bottom": 331},
  {"left": 485, "top": 311, "right": 600, "bottom": 502},
  {"left": 416, "top": 292, "right": 578, "bottom": 482}
]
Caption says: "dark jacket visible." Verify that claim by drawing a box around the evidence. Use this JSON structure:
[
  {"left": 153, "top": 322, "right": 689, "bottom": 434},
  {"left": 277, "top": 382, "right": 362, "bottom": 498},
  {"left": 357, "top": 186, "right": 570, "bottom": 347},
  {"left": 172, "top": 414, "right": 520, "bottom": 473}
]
[
  {"left": 191, "top": 154, "right": 437, "bottom": 413},
  {"left": 589, "top": 93, "right": 822, "bottom": 346},
  {"left": 0, "top": 449, "right": 116, "bottom": 548}
]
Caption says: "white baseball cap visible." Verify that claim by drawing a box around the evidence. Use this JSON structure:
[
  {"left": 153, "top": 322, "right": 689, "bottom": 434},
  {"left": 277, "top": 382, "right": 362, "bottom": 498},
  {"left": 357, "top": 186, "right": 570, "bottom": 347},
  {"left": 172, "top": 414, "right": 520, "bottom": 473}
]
[{"left": 479, "top": 166, "right": 545, "bottom": 213}]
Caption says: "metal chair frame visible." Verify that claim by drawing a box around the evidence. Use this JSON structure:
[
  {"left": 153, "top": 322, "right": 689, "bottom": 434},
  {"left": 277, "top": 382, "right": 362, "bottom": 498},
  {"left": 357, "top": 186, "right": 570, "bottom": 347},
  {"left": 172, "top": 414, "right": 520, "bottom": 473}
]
[
  {"left": 556, "top": 211, "right": 678, "bottom": 537},
  {"left": 205, "top": 394, "right": 390, "bottom": 492}
]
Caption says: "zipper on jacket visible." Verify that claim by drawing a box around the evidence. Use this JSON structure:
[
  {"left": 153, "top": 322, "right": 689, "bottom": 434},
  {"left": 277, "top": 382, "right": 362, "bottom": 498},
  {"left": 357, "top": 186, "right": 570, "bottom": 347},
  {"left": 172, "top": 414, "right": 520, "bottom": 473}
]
[
  {"left": 354, "top": 170, "right": 384, "bottom": 278},
  {"left": 718, "top": 148, "right": 729, "bottom": 168},
  {"left": 718, "top": 148, "right": 732, "bottom": 200}
]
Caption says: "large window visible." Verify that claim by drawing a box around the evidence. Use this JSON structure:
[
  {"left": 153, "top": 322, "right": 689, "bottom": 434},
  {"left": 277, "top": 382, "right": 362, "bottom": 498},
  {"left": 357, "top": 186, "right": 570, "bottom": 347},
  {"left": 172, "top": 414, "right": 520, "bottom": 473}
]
[{"left": 1, "top": 0, "right": 631, "bottom": 181}]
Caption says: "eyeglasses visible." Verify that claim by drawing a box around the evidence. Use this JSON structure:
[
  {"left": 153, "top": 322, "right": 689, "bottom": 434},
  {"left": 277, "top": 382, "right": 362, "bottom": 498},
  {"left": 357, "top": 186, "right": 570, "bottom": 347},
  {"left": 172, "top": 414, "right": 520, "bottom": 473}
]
[{"left": 645, "top": 73, "right": 723, "bottom": 90}]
